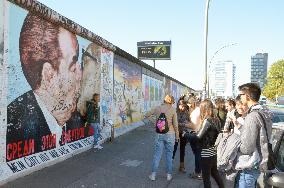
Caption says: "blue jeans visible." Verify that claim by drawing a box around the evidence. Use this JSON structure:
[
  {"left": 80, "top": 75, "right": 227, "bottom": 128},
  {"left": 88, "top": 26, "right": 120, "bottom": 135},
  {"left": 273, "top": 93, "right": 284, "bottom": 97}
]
[
  {"left": 235, "top": 169, "right": 260, "bottom": 188},
  {"left": 91, "top": 123, "right": 100, "bottom": 145},
  {"left": 151, "top": 133, "right": 175, "bottom": 174}
]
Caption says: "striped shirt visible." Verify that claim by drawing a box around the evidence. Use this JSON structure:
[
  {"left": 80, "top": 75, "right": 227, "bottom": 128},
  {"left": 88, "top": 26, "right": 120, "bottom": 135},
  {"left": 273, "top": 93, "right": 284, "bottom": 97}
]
[{"left": 201, "top": 146, "right": 216, "bottom": 158}]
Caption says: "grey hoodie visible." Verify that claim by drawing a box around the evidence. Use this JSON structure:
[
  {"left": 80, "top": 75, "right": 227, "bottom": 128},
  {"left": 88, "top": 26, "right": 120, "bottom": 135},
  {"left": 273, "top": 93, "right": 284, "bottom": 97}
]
[{"left": 239, "top": 104, "right": 272, "bottom": 171}]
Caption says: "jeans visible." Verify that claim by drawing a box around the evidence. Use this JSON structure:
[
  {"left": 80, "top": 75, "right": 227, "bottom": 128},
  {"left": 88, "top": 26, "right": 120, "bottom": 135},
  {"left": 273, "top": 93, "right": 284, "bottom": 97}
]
[
  {"left": 235, "top": 169, "right": 260, "bottom": 188},
  {"left": 91, "top": 123, "right": 100, "bottom": 145},
  {"left": 151, "top": 133, "right": 175, "bottom": 174}
]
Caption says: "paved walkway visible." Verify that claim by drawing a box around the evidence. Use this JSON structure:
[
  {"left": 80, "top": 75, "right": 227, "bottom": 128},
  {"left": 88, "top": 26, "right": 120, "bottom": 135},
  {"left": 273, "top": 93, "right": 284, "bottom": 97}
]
[{"left": 1, "top": 125, "right": 232, "bottom": 188}]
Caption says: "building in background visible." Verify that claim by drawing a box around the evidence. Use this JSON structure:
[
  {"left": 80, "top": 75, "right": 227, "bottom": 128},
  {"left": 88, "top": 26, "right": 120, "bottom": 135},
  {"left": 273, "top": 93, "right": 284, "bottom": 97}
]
[
  {"left": 209, "top": 60, "right": 236, "bottom": 98},
  {"left": 250, "top": 53, "right": 268, "bottom": 90}
]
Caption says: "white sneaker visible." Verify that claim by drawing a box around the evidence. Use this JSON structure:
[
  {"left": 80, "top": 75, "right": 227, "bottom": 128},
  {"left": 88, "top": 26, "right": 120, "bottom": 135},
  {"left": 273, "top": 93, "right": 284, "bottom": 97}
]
[
  {"left": 94, "top": 145, "right": 103, "bottom": 150},
  {"left": 167, "top": 174, "right": 172, "bottom": 181},
  {"left": 149, "top": 173, "right": 156, "bottom": 181}
]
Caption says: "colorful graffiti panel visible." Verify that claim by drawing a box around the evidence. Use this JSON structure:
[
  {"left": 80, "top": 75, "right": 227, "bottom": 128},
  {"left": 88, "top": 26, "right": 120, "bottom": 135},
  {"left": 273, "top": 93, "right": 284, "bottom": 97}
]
[
  {"left": 100, "top": 48, "right": 114, "bottom": 138},
  {"left": 113, "top": 55, "right": 143, "bottom": 127},
  {"left": 142, "top": 74, "right": 163, "bottom": 112},
  {"left": 0, "top": 0, "right": 5, "bottom": 164},
  {"left": 164, "top": 77, "right": 171, "bottom": 96},
  {"left": 171, "top": 82, "right": 178, "bottom": 103},
  {"left": 142, "top": 74, "right": 150, "bottom": 113},
  {"left": 4, "top": 5, "right": 96, "bottom": 174}
]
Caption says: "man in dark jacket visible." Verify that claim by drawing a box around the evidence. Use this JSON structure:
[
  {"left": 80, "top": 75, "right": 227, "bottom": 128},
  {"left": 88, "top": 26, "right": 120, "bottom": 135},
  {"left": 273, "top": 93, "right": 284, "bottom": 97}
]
[{"left": 86, "top": 93, "right": 102, "bottom": 150}]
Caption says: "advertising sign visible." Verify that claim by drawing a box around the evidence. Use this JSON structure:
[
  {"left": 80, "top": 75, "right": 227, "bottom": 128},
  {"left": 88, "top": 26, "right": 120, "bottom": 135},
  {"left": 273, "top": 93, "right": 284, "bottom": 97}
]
[{"left": 137, "top": 41, "right": 171, "bottom": 60}]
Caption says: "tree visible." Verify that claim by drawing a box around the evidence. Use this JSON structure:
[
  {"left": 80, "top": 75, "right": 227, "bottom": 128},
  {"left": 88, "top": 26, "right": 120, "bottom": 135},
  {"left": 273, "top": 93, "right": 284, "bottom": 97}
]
[{"left": 263, "top": 60, "right": 284, "bottom": 100}]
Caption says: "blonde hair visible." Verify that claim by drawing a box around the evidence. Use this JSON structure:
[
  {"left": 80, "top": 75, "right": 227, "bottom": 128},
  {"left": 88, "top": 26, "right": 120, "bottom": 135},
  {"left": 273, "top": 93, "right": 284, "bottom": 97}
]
[{"left": 164, "top": 95, "right": 175, "bottom": 104}]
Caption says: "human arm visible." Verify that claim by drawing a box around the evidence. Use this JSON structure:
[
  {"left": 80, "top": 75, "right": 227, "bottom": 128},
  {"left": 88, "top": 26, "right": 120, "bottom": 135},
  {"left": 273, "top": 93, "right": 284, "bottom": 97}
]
[
  {"left": 187, "top": 107, "right": 201, "bottom": 130},
  {"left": 231, "top": 116, "right": 242, "bottom": 129},
  {"left": 173, "top": 110, "right": 180, "bottom": 141},
  {"left": 239, "top": 113, "right": 260, "bottom": 154},
  {"left": 144, "top": 107, "right": 157, "bottom": 118},
  {"left": 224, "top": 114, "right": 232, "bottom": 131},
  {"left": 195, "top": 119, "right": 209, "bottom": 139}
]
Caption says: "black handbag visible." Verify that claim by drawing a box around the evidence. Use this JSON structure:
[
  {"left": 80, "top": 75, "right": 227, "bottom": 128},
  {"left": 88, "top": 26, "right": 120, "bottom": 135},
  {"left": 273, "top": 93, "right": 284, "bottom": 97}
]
[{"left": 257, "top": 112, "right": 276, "bottom": 170}]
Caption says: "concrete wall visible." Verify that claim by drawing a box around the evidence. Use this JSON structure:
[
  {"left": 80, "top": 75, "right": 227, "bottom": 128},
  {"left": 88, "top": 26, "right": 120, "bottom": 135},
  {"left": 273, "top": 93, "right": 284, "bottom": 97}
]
[{"left": 0, "top": 0, "right": 193, "bottom": 185}]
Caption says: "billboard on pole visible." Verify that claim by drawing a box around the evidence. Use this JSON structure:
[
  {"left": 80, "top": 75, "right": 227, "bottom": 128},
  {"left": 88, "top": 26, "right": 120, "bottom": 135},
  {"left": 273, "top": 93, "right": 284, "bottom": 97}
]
[{"left": 137, "top": 41, "right": 171, "bottom": 60}]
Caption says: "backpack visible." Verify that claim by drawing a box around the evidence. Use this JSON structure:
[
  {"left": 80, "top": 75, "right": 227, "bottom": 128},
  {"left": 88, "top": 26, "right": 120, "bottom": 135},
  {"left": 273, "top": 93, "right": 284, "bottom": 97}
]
[
  {"left": 156, "top": 110, "right": 169, "bottom": 134},
  {"left": 255, "top": 110, "right": 275, "bottom": 171}
]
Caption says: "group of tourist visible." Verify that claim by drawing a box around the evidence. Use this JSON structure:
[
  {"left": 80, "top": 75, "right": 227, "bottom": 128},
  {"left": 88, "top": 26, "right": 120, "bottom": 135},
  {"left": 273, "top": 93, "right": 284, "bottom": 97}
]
[{"left": 145, "top": 82, "right": 273, "bottom": 188}]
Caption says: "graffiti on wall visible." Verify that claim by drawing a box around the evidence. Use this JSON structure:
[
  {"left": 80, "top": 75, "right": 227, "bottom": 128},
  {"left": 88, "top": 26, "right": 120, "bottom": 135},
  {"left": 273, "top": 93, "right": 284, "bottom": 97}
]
[
  {"left": 142, "top": 75, "right": 150, "bottom": 113},
  {"left": 4, "top": 6, "right": 100, "bottom": 174},
  {"left": 113, "top": 56, "right": 143, "bottom": 127},
  {"left": 164, "top": 78, "right": 171, "bottom": 96},
  {"left": 171, "top": 82, "right": 178, "bottom": 103},
  {"left": 142, "top": 74, "right": 163, "bottom": 113},
  {"left": 100, "top": 48, "right": 114, "bottom": 138},
  {"left": 0, "top": 0, "right": 5, "bottom": 164},
  {"left": 77, "top": 43, "right": 101, "bottom": 118}
]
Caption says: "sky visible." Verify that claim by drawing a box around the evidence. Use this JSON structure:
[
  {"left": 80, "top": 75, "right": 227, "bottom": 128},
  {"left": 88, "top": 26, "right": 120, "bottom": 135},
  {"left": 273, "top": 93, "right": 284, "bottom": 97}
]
[{"left": 38, "top": 0, "right": 284, "bottom": 90}]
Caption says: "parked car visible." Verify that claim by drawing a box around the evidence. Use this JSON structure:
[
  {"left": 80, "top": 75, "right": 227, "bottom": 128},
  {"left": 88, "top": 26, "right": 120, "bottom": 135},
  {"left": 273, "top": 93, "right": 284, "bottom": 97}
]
[
  {"left": 267, "top": 129, "right": 284, "bottom": 188},
  {"left": 257, "top": 111, "right": 284, "bottom": 188},
  {"left": 259, "top": 96, "right": 267, "bottom": 105},
  {"left": 276, "top": 96, "right": 284, "bottom": 105},
  {"left": 257, "top": 122, "right": 284, "bottom": 188},
  {"left": 270, "top": 108, "right": 284, "bottom": 126}
]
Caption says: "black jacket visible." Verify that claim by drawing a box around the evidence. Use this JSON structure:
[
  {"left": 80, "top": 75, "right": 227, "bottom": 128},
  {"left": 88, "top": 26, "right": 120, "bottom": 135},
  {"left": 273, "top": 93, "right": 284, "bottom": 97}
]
[{"left": 187, "top": 118, "right": 221, "bottom": 149}]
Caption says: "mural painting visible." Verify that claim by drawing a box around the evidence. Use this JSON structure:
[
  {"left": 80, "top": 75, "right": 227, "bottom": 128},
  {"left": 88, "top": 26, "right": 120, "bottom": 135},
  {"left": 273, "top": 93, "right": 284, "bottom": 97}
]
[
  {"left": 99, "top": 48, "right": 114, "bottom": 139},
  {"left": 0, "top": 0, "right": 191, "bottom": 183},
  {"left": 142, "top": 75, "right": 163, "bottom": 113},
  {"left": 171, "top": 82, "right": 178, "bottom": 103},
  {"left": 150, "top": 79, "right": 154, "bottom": 102},
  {"left": 113, "top": 56, "right": 143, "bottom": 127},
  {"left": 0, "top": 0, "right": 5, "bottom": 165},
  {"left": 164, "top": 77, "right": 171, "bottom": 96},
  {"left": 142, "top": 74, "right": 150, "bottom": 113},
  {"left": 159, "top": 81, "right": 163, "bottom": 101},
  {"left": 155, "top": 80, "right": 159, "bottom": 101},
  {"left": 3, "top": 5, "right": 98, "bottom": 175}
]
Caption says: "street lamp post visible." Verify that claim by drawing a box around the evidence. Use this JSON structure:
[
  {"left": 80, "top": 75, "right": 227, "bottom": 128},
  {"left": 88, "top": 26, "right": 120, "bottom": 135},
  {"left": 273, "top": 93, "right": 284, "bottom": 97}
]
[
  {"left": 203, "top": 0, "right": 211, "bottom": 99},
  {"left": 207, "top": 43, "right": 238, "bottom": 97}
]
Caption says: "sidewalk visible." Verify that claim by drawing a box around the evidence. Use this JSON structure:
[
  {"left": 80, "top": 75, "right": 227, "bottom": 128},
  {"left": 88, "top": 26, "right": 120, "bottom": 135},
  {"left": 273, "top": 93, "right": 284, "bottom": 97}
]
[{"left": 1, "top": 125, "right": 228, "bottom": 188}]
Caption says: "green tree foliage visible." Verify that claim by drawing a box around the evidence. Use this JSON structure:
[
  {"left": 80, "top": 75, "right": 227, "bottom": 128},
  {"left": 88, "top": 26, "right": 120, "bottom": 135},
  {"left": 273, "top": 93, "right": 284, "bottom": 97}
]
[{"left": 263, "top": 60, "right": 284, "bottom": 99}]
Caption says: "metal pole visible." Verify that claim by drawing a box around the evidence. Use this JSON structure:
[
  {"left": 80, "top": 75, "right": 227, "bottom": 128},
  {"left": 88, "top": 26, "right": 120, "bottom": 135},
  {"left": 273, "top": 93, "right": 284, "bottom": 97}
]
[
  {"left": 204, "top": 0, "right": 210, "bottom": 98},
  {"left": 153, "top": 60, "right": 156, "bottom": 68}
]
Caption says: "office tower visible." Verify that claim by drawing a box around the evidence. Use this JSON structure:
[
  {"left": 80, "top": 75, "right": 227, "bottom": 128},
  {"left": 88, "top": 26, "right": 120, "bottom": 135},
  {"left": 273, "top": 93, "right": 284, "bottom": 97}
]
[
  {"left": 250, "top": 53, "right": 268, "bottom": 89},
  {"left": 209, "top": 60, "right": 236, "bottom": 98}
]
